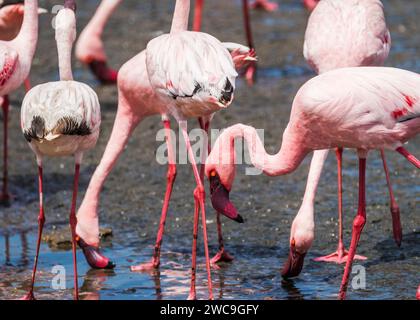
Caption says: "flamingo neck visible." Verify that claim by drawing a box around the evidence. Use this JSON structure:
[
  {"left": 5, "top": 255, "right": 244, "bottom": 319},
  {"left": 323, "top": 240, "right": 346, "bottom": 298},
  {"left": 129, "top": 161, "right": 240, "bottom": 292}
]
[
  {"left": 12, "top": 0, "right": 38, "bottom": 66},
  {"left": 171, "top": 0, "right": 190, "bottom": 34},
  {"left": 85, "top": 0, "right": 122, "bottom": 36},
  {"left": 56, "top": 8, "right": 76, "bottom": 81},
  {"left": 211, "top": 124, "right": 309, "bottom": 189}
]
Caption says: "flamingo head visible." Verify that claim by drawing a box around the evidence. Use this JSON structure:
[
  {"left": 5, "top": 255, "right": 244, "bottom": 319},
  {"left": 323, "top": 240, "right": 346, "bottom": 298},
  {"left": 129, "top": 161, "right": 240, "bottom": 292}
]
[
  {"left": 205, "top": 153, "right": 243, "bottom": 223},
  {"left": 55, "top": 3, "right": 77, "bottom": 46},
  {"left": 281, "top": 208, "right": 314, "bottom": 278}
]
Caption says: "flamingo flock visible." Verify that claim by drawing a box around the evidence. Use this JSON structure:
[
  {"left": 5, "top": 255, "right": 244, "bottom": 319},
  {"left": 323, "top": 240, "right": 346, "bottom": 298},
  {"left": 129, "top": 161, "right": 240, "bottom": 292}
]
[{"left": 0, "top": 0, "right": 418, "bottom": 301}]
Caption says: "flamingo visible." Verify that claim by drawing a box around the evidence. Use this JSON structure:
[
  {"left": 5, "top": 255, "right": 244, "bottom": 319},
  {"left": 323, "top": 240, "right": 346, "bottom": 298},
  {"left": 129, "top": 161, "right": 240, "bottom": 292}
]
[
  {"left": 205, "top": 66, "right": 420, "bottom": 299},
  {"left": 250, "top": 0, "right": 279, "bottom": 11},
  {"left": 20, "top": 0, "right": 101, "bottom": 300},
  {"left": 75, "top": 0, "right": 121, "bottom": 84},
  {"left": 280, "top": 0, "right": 402, "bottom": 279},
  {"left": 0, "top": 0, "right": 39, "bottom": 206},
  {"left": 75, "top": 0, "right": 254, "bottom": 299}
]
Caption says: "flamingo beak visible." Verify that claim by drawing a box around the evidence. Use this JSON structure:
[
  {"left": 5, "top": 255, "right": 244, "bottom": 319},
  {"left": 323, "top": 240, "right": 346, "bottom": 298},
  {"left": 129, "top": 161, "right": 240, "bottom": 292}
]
[
  {"left": 209, "top": 171, "right": 244, "bottom": 223},
  {"left": 281, "top": 240, "right": 306, "bottom": 278}
]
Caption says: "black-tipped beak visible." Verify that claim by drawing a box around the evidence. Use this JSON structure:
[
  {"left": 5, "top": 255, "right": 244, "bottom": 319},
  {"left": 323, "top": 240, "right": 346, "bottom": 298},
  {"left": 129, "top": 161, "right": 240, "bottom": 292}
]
[
  {"left": 281, "top": 246, "right": 306, "bottom": 278},
  {"left": 209, "top": 173, "right": 243, "bottom": 223}
]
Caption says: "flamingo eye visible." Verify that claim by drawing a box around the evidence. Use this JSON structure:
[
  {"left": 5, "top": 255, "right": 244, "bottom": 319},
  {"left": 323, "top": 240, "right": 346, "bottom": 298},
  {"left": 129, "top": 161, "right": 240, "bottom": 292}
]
[
  {"left": 291, "top": 238, "right": 296, "bottom": 247},
  {"left": 210, "top": 170, "right": 217, "bottom": 177}
]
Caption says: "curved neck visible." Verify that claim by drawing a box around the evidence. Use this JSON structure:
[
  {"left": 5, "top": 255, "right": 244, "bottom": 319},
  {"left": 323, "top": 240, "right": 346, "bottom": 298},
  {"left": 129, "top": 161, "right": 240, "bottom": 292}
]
[
  {"left": 12, "top": 0, "right": 39, "bottom": 62},
  {"left": 171, "top": 0, "right": 190, "bottom": 34},
  {"left": 212, "top": 124, "right": 309, "bottom": 182}
]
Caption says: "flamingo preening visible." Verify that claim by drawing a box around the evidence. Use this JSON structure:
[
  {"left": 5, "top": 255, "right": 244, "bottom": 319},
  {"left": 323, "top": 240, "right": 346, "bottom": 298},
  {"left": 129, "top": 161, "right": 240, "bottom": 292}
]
[
  {"left": 0, "top": 0, "right": 39, "bottom": 206},
  {"left": 281, "top": 0, "right": 402, "bottom": 278},
  {"left": 76, "top": 0, "right": 254, "bottom": 299},
  {"left": 20, "top": 0, "right": 102, "bottom": 300},
  {"left": 205, "top": 66, "right": 420, "bottom": 299}
]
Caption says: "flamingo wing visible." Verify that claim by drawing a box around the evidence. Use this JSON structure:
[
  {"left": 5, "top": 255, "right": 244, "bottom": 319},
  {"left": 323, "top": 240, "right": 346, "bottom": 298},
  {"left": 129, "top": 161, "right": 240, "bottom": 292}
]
[
  {"left": 0, "top": 45, "right": 18, "bottom": 90},
  {"left": 21, "top": 81, "right": 101, "bottom": 142},
  {"left": 146, "top": 31, "right": 238, "bottom": 106}
]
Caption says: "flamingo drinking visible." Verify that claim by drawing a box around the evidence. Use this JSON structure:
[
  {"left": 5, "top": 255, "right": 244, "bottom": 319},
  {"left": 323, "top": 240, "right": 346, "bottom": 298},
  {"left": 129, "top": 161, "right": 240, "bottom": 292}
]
[
  {"left": 75, "top": 0, "right": 253, "bottom": 298},
  {"left": 281, "top": 0, "right": 402, "bottom": 279},
  {"left": 205, "top": 66, "right": 420, "bottom": 299}
]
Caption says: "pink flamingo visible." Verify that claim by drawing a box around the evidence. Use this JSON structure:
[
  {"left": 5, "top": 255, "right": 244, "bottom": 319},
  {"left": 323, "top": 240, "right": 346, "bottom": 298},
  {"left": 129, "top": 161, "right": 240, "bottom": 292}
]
[
  {"left": 76, "top": 0, "right": 254, "bottom": 298},
  {"left": 20, "top": 1, "right": 101, "bottom": 300},
  {"left": 75, "top": 0, "right": 121, "bottom": 84},
  {"left": 0, "top": 0, "right": 39, "bottom": 205},
  {"left": 205, "top": 66, "right": 420, "bottom": 299},
  {"left": 281, "top": 0, "right": 401, "bottom": 279},
  {"left": 303, "top": 0, "right": 319, "bottom": 11}
]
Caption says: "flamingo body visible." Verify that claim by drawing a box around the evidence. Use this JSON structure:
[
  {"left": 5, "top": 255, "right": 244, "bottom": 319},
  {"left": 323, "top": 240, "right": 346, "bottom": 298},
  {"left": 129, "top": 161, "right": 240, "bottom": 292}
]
[
  {"left": 146, "top": 31, "right": 237, "bottom": 119},
  {"left": 21, "top": 81, "right": 101, "bottom": 157}
]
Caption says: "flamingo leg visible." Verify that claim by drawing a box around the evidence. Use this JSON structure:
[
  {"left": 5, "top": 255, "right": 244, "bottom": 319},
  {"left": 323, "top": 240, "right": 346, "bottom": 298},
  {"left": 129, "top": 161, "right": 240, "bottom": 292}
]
[
  {"left": 197, "top": 118, "right": 234, "bottom": 267},
  {"left": 0, "top": 96, "right": 10, "bottom": 205},
  {"left": 250, "top": 0, "right": 279, "bottom": 12},
  {"left": 180, "top": 121, "right": 213, "bottom": 300},
  {"left": 396, "top": 147, "right": 420, "bottom": 169},
  {"left": 22, "top": 165, "right": 45, "bottom": 300},
  {"left": 380, "top": 150, "right": 402, "bottom": 247},
  {"left": 24, "top": 78, "right": 32, "bottom": 92},
  {"left": 242, "top": 0, "right": 257, "bottom": 85},
  {"left": 70, "top": 163, "right": 81, "bottom": 300},
  {"left": 131, "top": 119, "right": 177, "bottom": 272},
  {"left": 417, "top": 285, "right": 420, "bottom": 300},
  {"left": 338, "top": 156, "right": 367, "bottom": 300},
  {"left": 315, "top": 148, "right": 366, "bottom": 263},
  {"left": 193, "top": 0, "right": 204, "bottom": 32}
]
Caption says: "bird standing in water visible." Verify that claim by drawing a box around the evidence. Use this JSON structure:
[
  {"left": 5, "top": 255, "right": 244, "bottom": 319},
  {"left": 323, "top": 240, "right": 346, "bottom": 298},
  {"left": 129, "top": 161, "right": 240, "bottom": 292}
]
[
  {"left": 20, "top": 0, "right": 102, "bottom": 300},
  {"left": 205, "top": 66, "right": 420, "bottom": 299},
  {"left": 281, "top": 0, "right": 401, "bottom": 280}
]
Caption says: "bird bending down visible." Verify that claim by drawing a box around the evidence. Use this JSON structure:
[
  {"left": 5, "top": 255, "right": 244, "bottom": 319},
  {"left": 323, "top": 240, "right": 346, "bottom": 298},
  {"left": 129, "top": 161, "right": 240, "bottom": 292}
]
[
  {"left": 205, "top": 67, "right": 420, "bottom": 299},
  {"left": 75, "top": 0, "right": 252, "bottom": 299},
  {"left": 280, "top": 0, "right": 400, "bottom": 278},
  {"left": 0, "top": 0, "right": 39, "bottom": 206},
  {"left": 75, "top": 0, "right": 121, "bottom": 84},
  {"left": 20, "top": 2, "right": 103, "bottom": 300}
]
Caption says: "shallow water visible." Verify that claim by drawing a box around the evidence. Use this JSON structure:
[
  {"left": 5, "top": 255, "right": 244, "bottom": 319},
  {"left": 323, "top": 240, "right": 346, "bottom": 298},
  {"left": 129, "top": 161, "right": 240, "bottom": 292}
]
[{"left": 0, "top": 0, "right": 419, "bottom": 300}]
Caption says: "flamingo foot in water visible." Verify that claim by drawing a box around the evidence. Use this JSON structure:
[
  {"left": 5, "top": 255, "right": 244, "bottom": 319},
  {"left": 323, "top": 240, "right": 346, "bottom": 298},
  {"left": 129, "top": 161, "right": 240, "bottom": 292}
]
[
  {"left": 314, "top": 248, "right": 367, "bottom": 264},
  {"left": 130, "top": 259, "right": 159, "bottom": 272},
  {"left": 77, "top": 236, "right": 116, "bottom": 269},
  {"left": 88, "top": 60, "right": 118, "bottom": 84},
  {"left": 211, "top": 250, "right": 234, "bottom": 267},
  {"left": 250, "top": 0, "right": 279, "bottom": 12}
]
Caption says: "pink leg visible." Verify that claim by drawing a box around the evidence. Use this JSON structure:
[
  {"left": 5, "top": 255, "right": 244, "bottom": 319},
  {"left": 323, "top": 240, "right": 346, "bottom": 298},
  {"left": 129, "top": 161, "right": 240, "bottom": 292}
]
[
  {"left": 21, "top": 165, "right": 45, "bottom": 300},
  {"left": 69, "top": 163, "right": 81, "bottom": 300},
  {"left": 242, "top": 0, "right": 257, "bottom": 86},
  {"left": 396, "top": 147, "right": 420, "bottom": 169},
  {"left": 24, "top": 78, "right": 31, "bottom": 92},
  {"left": 315, "top": 148, "right": 366, "bottom": 264},
  {"left": 250, "top": 0, "right": 279, "bottom": 12},
  {"left": 193, "top": 0, "right": 204, "bottom": 32},
  {"left": 131, "top": 119, "right": 177, "bottom": 272},
  {"left": 380, "top": 150, "right": 402, "bottom": 247},
  {"left": 0, "top": 96, "right": 10, "bottom": 205},
  {"left": 180, "top": 121, "right": 213, "bottom": 300},
  {"left": 338, "top": 157, "right": 367, "bottom": 300}
]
